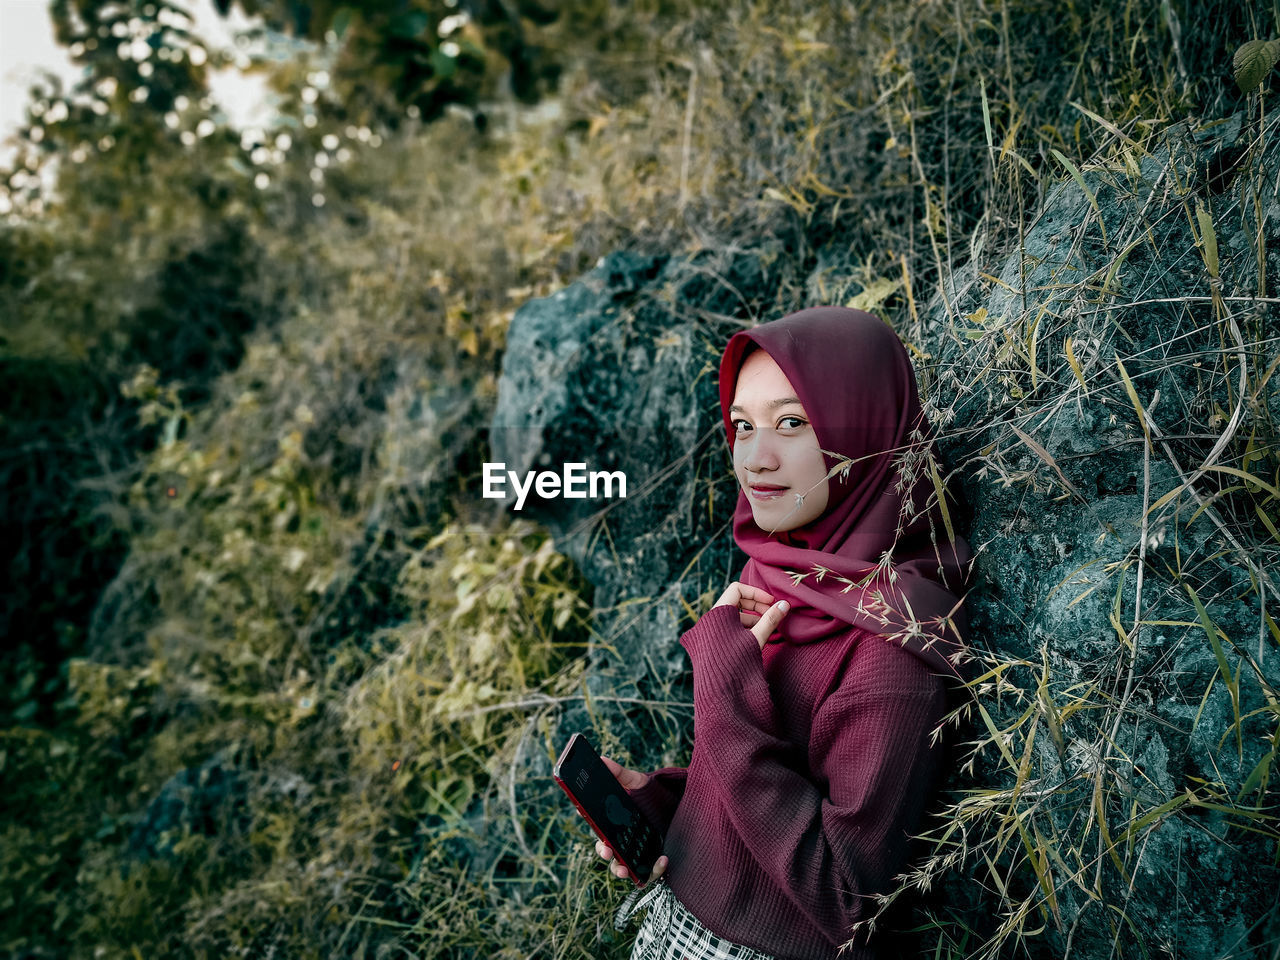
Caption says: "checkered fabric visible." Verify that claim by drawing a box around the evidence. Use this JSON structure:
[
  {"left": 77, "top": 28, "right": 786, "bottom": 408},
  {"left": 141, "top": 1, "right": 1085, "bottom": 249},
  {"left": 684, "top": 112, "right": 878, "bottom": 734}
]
[{"left": 615, "top": 879, "right": 778, "bottom": 960}]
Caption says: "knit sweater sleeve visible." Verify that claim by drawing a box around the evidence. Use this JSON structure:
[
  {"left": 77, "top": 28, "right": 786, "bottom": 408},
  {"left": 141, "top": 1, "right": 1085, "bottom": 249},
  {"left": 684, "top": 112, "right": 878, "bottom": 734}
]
[{"left": 680, "top": 603, "right": 947, "bottom": 945}]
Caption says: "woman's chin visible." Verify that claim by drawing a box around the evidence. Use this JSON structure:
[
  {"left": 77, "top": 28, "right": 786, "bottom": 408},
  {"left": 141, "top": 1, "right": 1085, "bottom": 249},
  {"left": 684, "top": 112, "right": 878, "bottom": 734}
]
[{"left": 751, "top": 507, "right": 796, "bottom": 534}]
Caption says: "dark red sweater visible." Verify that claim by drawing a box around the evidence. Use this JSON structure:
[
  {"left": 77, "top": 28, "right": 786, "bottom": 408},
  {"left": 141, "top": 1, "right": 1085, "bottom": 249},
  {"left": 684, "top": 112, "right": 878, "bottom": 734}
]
[{"left": 626, "top": 603, "right": 948, "bottom": 960}]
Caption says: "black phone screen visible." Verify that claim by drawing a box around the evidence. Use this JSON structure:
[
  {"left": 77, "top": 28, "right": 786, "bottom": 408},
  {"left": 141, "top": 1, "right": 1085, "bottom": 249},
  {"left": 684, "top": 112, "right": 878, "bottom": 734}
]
[{"left": 553, "top": 734, "right": 663, "bottom": 885}]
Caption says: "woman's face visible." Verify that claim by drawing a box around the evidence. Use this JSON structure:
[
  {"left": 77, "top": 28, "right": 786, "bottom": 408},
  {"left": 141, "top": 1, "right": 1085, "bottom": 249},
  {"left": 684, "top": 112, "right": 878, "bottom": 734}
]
[{"left": 729, "top": 349, "right": 829, "bottom": 533}]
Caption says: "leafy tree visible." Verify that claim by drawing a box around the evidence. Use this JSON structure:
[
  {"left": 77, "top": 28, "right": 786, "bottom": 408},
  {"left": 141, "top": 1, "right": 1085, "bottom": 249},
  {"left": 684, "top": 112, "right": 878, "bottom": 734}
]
[
  {"left": 221, "top": 0, "right": 561, "bottom": 125},
  {"left": 2, "top": 1, "right": 287, "bottom": 725}
]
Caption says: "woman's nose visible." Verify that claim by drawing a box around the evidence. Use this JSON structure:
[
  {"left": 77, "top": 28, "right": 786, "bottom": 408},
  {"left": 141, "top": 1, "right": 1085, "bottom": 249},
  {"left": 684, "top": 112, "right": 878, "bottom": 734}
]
[{"left": 741, "top": 429, "right": 781, "bottom": 473}]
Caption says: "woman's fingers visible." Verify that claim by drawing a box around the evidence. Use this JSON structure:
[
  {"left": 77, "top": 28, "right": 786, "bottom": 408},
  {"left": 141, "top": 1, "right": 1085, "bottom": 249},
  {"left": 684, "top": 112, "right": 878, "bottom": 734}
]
[
  {"left": 601, "top": 755, "right": 648, "bottom": 791},
  {"left": 617, "top": 854, "right": 668, "bottom": 882},
  {"left": 596, "top": 840, "right": 629, "bottom": 880},
  {"left": 595, "top": 839, "right": 631, "bottom": 880},
  {"left": 713, "top": 582, "right": 742, "bottom": 610},
  {"left": 714, "top": 581, "right": 775, "bottom": 613},
  {"left": 749, "top": 599, "right": 789, "bottom": 649},
  {"left": 596, "top": 841, "right": 669, "bottom": 882},
  {"left": 712, "top": 582, "right": 790, "bottom": 646},
  {"left": 735, "top": 583, "right": 776, "bottom": 608}
]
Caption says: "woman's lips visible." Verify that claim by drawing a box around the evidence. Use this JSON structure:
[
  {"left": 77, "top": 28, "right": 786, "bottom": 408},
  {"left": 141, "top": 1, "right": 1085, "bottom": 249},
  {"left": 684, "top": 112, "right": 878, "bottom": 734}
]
[{"left": 749, "top": 485, "right": 788, "bottom": 501}]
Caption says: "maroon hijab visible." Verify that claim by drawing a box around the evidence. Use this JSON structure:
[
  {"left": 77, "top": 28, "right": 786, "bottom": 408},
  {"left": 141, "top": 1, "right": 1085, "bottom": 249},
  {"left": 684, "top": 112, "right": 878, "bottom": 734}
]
[{"left": 719, "top": 307, "right": 976, "bottom": 685}]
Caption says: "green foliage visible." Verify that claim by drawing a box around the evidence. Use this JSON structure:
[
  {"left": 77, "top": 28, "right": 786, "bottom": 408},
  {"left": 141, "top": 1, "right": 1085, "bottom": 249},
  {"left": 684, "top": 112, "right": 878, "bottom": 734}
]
[
  {"left": 0, "top": 208, "right": 283, "bottom": 722},
  {"left": 213, "top": 0, "right": 672, "bottom": 126},
  {"left": 341, "top": 523, "right": 592, "bottom": 819},
  {"left": 0, "top": 0, "right": 301, "bottom": 729},
  {"left": 1234, "top": 38, "right": 1280, "bottom": 91}
]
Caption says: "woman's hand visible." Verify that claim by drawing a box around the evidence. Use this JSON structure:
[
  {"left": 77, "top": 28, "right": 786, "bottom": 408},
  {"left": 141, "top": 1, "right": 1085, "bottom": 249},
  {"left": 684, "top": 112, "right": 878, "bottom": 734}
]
[
  {"left": 714, "top": 581, "right": 790, "bottom": 649},
  {"left": 592, "top": 756, "right": 669, "bottom": 882},
  {"left": 595, "top": 837, "right": 669, "bottom": 883}
]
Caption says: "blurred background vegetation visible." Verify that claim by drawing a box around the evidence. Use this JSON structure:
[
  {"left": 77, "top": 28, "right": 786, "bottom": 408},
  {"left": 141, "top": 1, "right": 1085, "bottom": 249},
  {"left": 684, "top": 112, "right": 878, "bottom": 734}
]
[{"left": 1, "top": 0, "right": 1277, "bottom": 956}]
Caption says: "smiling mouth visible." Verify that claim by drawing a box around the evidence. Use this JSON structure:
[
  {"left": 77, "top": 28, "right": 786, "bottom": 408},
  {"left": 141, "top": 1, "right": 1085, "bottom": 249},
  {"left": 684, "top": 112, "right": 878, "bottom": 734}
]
[{"left": 749, "top": 485, "right": 788, "bottom": 500}]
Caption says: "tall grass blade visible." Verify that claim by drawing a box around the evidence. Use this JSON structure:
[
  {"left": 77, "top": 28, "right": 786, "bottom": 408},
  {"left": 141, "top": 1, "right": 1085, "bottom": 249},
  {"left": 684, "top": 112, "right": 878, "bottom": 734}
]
[
  {"left": 1185, "top": 581, "right": 1243, "bottom": 761},
  {"left": 1114, "top": 354, "right": 1152, "bottom": 452},
  {"left": 1065, "top": 336, "right": 1088, "bottom": 391},
  {"left": 1194, "top": 199, "right": 1220, "bottom": 279},
  {"left": 1050, "top": 148, "right": 1107, "bottom": 243}
]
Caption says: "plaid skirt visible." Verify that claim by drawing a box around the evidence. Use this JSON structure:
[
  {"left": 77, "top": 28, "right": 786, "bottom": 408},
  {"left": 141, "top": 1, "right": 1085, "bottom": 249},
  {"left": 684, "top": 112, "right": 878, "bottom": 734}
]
[{"left": 614, "top": 879, "right": 778, "bottom": 960}]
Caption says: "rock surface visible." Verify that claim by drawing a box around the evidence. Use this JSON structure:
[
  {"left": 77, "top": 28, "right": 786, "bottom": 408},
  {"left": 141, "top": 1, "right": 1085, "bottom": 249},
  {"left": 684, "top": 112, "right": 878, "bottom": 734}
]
[
  {"left": 490, "top": 111, "right": 1280, "bottom": 958},
  {"left": 915, "top": 110, "right": 1279, "bottom": 958},
  {"left": 489, "top": 247, "right": 779, "bottom": 693},
  {"left": 128, "top": 747, "right": 248, "bottom": 862}
]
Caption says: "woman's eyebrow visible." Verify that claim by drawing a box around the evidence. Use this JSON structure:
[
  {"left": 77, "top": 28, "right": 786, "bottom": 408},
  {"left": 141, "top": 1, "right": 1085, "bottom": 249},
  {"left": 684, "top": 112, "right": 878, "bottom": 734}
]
[{"left": 729, "top": 396, "right": 803, "bottom": 414}]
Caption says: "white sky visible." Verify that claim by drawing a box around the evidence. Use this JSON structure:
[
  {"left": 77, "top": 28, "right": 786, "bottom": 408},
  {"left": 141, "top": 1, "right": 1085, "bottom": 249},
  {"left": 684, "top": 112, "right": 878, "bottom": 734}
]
[{"left": 0, "top": 0, "right": 272, "bottom": 167}]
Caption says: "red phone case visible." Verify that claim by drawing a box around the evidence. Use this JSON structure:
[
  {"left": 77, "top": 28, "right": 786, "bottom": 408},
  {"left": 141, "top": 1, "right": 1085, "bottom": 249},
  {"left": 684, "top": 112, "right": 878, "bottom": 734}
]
[{"left": 553, "top": 734, "right": 661, "bottom": 886}]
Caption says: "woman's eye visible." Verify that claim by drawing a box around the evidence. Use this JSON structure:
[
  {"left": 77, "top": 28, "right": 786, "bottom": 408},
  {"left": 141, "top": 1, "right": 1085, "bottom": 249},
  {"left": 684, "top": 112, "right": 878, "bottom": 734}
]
[
  {"left": 778, "top": 416, "right": 806, "bottom": 430},
  {"left": 732, "top": 419, "right": 752, "bottom": 433}
]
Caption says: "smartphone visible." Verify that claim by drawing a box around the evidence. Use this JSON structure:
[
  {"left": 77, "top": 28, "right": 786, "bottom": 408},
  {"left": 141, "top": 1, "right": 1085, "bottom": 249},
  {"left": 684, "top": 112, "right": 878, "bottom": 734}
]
[{"left": 553, "top": 733, "right": 663, "bottom": 885}]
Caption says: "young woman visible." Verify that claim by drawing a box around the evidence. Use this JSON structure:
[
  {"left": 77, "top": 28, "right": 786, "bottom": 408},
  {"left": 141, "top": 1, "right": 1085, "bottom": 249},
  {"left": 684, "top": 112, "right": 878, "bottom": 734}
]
[{"left": 594, "top": 306, "right": 975, "bottom": 960}]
